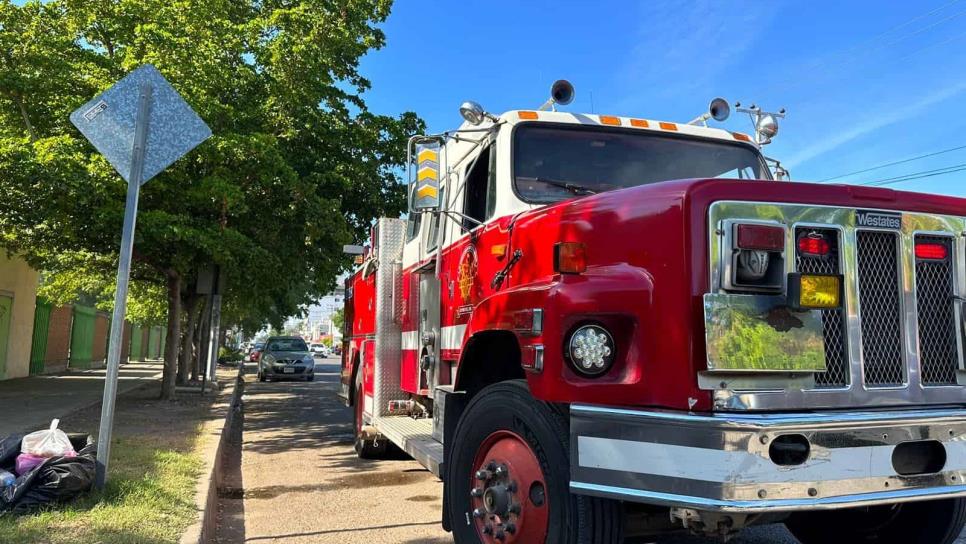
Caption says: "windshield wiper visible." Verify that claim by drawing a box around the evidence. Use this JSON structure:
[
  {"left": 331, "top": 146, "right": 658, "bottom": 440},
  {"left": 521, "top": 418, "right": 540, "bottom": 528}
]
[{"left": 517, "top": 176, "right": 597, "bottom": 195}]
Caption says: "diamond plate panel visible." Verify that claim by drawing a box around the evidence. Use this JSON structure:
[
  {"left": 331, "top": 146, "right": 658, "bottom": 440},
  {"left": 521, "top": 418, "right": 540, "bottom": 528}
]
[
  {"left": 856, "top": 231, "right": 906, "bottom": 387},
  {"left": 373, "top": 218, "right": 408, "bottom": 419},
  {"left": 915, "top": 235, "right": 959, "bottom": 386},
  {"left": 796, "top": 228, "right": 849, "bottom": 388}
]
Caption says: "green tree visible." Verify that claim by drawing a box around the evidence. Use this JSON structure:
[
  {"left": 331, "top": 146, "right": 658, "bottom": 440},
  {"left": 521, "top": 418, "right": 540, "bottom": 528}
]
[
  {"left": 0, "top": 0, "right": 422, "bottom": 398},
  {"left": 330, "top": 308, "right": 345, "bottom": 334}
]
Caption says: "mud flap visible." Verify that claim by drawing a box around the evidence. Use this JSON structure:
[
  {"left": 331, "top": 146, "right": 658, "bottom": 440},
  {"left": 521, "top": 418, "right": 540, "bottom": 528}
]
[{"left": 437, "top": 386, "right": 467, "bottom": 532}]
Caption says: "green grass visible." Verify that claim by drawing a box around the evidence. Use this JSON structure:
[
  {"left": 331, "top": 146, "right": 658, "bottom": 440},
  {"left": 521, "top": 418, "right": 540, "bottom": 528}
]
[{"left": 0, "top": 430, "right": 205, "bottom": 544}]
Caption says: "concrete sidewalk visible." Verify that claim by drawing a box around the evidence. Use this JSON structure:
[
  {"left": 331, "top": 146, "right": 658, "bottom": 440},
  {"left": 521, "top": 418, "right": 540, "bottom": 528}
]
[{"left": 0, "top": 362, "right": 163, "bottom": 437}]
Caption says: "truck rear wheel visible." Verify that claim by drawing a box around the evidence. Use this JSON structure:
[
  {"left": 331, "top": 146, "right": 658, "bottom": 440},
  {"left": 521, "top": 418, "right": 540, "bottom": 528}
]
[
  {"left": 446, "top": 380, "right": 622, "bottom": 544},
  {"left": 354, "top": 370, "right": 387, "bottom": 459},
  {"left": 786, "top": 498, "right": 966, "bottom": 544}
]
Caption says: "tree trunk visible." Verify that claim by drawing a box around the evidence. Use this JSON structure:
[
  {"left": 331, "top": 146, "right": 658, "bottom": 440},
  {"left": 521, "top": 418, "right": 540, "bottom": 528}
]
[
  {"left": 160, "top": 270, "right": 182, "bottom": 400},
  {"left": 177, "top": 294, "right": 201, "bottom": 385}
]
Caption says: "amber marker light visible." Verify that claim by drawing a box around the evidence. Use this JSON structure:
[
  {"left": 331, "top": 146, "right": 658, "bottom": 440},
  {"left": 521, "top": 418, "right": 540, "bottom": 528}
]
[
  {"left": 554, "top": 242, "right": 587, "bottom": 274},
  {"left": 788, "top": 273, "right": 841, "bottom": 310}
]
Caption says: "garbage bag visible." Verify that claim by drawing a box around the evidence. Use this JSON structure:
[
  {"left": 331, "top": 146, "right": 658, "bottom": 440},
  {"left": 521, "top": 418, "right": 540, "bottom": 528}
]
[
  {"left": 0, "top": 434, "right": 96, "bottom": 516},
  {"left": 0, "top": 435, "right": 22, "bottom": 468},
  {"left": 21, "top": 419, "right": 74, "bottom": 458}
]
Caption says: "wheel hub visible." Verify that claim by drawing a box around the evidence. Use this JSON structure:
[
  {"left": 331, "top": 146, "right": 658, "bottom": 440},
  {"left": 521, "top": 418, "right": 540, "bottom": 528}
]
[{"left": 470, "top": 431, "right": 548, "bottom": 543}]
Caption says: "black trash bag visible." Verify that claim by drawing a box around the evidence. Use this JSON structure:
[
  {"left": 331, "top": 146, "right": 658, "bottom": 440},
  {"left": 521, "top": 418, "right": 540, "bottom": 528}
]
[
  {"left": 0, "top": 433, "right": 96, "bottom": 516},
  {"left": 0, "top": 434, "right": 23, "bottom": 469}
]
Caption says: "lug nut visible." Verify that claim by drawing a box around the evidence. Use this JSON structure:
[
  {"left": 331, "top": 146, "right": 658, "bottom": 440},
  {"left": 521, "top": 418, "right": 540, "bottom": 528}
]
[
  {"left": 472, "top": 508, "right": 485, "bottom": 518},
  {"left": 508, "top": 502, "right": 521, "bottom": 515},
  {"left": 505, "top": 522, "right": 517, "bottom": 534},
  {"left": 486, "top": 461, "right": 497, "bottom": 471},
  {"left": 483, "top": 523, "right": 493, "bottom": 535},
  {"left": 471, "top": 488, "right": 484, "bottom": 498},
  {"left": 494, "top": 529, "right": 506, "bottom": 540},
  {"left": 494, "top": 464, "right": 507, "bottom": 476},
  {"left": 507, "top": 481, "right": 518, "bottom": 493},
  {"left": 476, "top": 470, "right": 492, "bottom": 481}
]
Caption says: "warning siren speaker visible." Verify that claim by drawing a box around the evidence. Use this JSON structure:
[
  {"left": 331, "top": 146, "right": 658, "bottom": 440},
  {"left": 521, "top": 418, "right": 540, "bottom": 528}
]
[{"left": 539, "top": 80, "right": 575, "bottom": 111}]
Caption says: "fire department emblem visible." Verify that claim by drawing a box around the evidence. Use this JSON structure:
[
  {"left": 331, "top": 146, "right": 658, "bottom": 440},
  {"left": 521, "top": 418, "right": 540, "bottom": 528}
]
[{"left": 457, "top": 246, "right": 478, "bottom": 304}]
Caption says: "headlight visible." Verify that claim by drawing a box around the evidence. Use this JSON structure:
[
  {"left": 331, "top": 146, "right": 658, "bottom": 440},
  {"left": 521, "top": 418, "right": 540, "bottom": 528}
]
[{"left": 566, "top": 324, "right": 616, "bottom": 377}]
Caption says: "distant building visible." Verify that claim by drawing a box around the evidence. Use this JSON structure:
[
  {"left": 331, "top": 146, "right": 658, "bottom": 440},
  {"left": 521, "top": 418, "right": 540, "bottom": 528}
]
[
  {"left": 0, "top": 254, "right": 39, "bottom": 380},
  {"left": 302, "top": 288, "right": 345, "bottom": 342}
]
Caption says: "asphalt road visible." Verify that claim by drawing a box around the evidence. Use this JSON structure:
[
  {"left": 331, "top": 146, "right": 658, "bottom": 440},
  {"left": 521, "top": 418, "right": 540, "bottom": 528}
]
[{"left": 218, "top": 358, "right": 964, "bottom": 544}]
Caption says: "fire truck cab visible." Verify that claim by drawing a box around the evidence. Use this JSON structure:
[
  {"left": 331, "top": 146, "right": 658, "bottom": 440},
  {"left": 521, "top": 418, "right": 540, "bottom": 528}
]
[{"left": 340, "top": 81, "right": 966, "bottom": 543}]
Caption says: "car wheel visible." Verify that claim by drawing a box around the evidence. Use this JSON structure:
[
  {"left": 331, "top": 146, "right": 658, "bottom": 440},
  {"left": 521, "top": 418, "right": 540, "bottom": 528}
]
[
  {"left": 786, "top": 498, "right": 966, "bottom": 544},
  {"left": 446, "top": 380, "right": 623, "bottom": 544},
  {"left": 307, "top": 374, "right": 314, "bottom": 382}
]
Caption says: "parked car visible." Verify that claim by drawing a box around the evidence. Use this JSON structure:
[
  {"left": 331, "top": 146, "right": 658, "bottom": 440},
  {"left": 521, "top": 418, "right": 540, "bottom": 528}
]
[
  {"left": 310, "top": 343, "right": 328, "bottom": 357},
  {"left": 248, "top": 342, "right": 265, "bottom": 362},
  {"left": 331, "top": 344, "right": 342, "bottom": 356},
  {"left": 257, "top": 336, "right": 315, "bottom": 382}
]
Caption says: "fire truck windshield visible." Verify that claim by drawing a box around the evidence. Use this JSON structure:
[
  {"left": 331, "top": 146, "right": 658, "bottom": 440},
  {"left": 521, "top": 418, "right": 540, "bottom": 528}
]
[{"left": 513, "top": 124, "right": 772, "bottom": 203}]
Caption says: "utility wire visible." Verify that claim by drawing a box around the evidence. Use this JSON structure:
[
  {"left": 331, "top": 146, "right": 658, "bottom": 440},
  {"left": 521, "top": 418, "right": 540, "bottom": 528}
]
[
  {"left": 857, "top": 161, "right": 966, "bottom": 186},
  {"left": 819, "top": 144, "right": 966, "bottom": 182},
  {"left": 769, "top": 0, "right": 965, "bottom": 96}
]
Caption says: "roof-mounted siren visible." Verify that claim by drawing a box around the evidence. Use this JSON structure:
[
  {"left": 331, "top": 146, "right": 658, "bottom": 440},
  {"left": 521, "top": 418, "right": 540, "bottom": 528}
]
[
  {"left": 735, "top": 102, "right": 786, "bottom": 145},
  {"left": 538, "top": 80, "right": 575, "bottom": 111},
  {"left": 688, "top": 97, "right": 731, "bottom": 126},
  {"left": 459, "top": 101, "right": 499, "bottom": 126}
]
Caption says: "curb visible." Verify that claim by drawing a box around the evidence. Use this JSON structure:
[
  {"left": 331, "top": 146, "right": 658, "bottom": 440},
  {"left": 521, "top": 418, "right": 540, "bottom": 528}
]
[{"left": 180, "top": 365, "right": 245, "bottom": 544}]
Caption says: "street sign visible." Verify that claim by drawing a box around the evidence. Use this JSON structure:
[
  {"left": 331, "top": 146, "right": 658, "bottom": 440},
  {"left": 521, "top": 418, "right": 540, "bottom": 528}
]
[
  {"left": 70, "top": 64, "right": 211, "bottom": 184},
  {"left": 70, "top": 65, "right": 211, "bottom": 488}
]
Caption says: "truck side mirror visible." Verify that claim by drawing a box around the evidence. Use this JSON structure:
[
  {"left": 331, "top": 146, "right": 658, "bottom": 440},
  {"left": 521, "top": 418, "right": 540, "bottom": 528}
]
[{"left": 411, "top": 141, "right": 441, "bottom": 212}]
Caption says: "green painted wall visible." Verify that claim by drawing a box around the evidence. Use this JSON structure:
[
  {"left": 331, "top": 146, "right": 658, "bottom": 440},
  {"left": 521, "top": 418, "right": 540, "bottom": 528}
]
[{"left": 29, "top": 298, "right": 51, "bottom": 375}]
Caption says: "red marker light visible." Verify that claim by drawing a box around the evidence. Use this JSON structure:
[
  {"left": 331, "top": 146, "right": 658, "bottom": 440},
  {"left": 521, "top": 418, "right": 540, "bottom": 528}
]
[
  {"left": 915, "top": 243, "right": 947, "bottom": 260},
  {"left": 798, "top": 235, "right": 830, "bottom": 256},
  {"left": 736, "top": 224, "right": 785, "bottom": 251}
]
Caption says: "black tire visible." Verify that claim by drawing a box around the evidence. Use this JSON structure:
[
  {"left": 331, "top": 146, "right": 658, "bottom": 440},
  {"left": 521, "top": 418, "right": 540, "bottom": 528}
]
[
  {"left": 354, "top": 368, "right": 387, "bottom": 459},
  {"left": 786, "top": 498, "right": 966, "bottom": 544},
  {"left": 307, "top": 374, "right": 314, "bottom": 382},
  {"left": 446, "top": 380, "right": 622, "bottom": 544}
]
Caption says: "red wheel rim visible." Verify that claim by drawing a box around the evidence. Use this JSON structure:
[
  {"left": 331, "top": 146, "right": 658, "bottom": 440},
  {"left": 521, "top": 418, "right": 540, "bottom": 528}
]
[{"left": 469, "top": 430, "right": 549, "bottom": 543}]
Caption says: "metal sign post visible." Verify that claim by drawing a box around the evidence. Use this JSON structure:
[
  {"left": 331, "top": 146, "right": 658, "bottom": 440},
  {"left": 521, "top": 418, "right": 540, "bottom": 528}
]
[
  {"left": 70, "top": 65, "right": 211, "bottom": 488},
  {"left": 93, "top": 82, "right": 151, "bottom": 488}
]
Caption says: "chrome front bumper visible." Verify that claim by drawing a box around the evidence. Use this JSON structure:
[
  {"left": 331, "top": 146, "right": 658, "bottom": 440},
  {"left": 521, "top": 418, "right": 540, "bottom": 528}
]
[{"left": 569, "top": 404, "right": 966, "bottom": 512}]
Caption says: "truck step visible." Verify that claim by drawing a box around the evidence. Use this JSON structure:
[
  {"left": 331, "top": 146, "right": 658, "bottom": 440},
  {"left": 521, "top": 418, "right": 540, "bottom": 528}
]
[{"left": 377, "top": 416, "right": 444, "bottom": 477}]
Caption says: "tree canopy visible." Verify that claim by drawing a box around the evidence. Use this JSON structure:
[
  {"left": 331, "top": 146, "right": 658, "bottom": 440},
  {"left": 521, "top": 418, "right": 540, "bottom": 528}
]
[{"left": 0, "top": 0, "right": 422, "bottom": 395}]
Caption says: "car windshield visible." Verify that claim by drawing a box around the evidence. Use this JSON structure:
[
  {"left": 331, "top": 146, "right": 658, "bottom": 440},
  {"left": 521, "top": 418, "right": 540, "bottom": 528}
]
[
  {"left": 267, "top": 339, "right": 308, "bottom": 352},
  {"left": 513, "top": 124, "right": 771, "bottom": 204}
]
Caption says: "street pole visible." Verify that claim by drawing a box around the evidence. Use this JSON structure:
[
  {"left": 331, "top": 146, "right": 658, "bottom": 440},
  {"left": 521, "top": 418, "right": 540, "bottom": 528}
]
[
  {"left": 95, "top": 82, "right": 152, "bottom": 489},
  {"left": 206, "top": 293, "right": 222, "bottom": 391}
]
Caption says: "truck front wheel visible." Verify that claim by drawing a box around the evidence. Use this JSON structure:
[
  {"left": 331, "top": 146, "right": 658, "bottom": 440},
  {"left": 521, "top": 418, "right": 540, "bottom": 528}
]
[
  {"left": 446, "top": 380, "right": 622, "bottom": 544},
  {"left": 786, "top": 498, "right": 966, "bottom": 544}
]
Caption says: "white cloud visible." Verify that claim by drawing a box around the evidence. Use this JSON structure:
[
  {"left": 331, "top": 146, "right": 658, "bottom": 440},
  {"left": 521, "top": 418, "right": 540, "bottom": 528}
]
[
  {"left": 619, "top": 1, "right": 780, "bottom": 102},
  {"left": 783, "top": 80, "right": 966, "bottom": 169}
]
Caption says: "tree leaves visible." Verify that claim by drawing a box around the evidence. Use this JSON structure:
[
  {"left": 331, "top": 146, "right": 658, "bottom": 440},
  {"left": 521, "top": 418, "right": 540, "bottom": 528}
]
[{"left": 0, "top": 0, "right": 423, "bottom": 331}]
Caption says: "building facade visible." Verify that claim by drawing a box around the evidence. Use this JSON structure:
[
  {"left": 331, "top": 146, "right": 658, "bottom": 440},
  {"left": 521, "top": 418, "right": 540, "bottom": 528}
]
[{"left": 0, "top": 254, "right": 39, "bottom": 380}]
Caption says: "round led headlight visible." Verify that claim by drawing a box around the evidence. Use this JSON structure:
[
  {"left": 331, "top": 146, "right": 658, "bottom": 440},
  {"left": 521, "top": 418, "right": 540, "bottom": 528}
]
[{"left": 567, "top": 324, "right": 616, "bottom": 377}]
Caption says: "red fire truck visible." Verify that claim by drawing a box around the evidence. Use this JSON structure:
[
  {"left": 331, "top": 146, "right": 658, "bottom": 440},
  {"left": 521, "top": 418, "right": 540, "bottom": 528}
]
[{"left": 340, "top": 81, "right": 966, "bottom": 543}]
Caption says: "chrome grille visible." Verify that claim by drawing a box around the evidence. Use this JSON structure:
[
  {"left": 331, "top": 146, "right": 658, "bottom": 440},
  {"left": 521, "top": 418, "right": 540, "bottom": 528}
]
[
  {"left": 856, "top": 231, "right": 906, "bottom": 387},
  {"left": 915, "top": 235, "right": 959, "bottom": 386},
  {"left": 796, "top": 228, "right": 848, "bottom": 388}
]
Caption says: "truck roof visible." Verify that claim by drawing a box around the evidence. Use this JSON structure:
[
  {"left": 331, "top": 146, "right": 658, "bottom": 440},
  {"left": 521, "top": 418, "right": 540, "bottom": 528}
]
[{"left": 483, "top": 109, "right": 759, "bottom": 150}]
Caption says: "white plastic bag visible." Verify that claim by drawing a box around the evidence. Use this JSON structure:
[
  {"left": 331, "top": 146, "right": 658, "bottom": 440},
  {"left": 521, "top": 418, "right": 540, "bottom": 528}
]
[{"left": 21, "top": 419, "right": 74, "bottom": 458}]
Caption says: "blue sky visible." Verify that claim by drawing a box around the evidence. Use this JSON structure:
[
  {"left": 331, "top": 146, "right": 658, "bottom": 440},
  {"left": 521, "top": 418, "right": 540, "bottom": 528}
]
[{"left": 359, "top": 0, "right": 966, "bottom": 197}]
